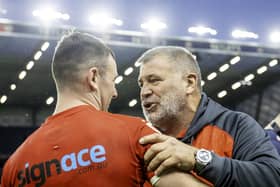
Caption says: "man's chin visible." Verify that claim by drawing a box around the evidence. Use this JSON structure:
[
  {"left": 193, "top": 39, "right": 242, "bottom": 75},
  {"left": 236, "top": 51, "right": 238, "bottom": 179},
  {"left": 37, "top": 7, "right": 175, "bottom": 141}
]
[
  {"left": 146, "top": 114, "right": 161, "bottom": 125},
  {"left": 144, "top": 110, "right": 163, "bottom": 123}
]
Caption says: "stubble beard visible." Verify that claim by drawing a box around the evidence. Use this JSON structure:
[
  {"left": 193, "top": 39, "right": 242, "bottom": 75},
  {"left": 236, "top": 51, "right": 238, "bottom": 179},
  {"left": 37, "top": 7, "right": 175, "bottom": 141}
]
[{"left": 142, "top": 92, "right": 186, "bottom": 131}]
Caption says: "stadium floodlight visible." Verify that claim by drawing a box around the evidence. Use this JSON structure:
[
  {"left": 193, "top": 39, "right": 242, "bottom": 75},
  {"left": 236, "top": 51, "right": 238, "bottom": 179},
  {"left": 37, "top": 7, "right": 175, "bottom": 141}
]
[
  {"left": 217, "top": 90, "right": 227, "bottom": 98},
  {"left": 41, "top": 42, "right": 50, "bottom": 51},
  {"left": 0, "top": 8, "right": 7, "bottom": 15},
  {"left": 89, "top": 12, "right": 123, "bottom": 29},
  {"left": 219, "top": 64, "right": 230, "bottom": 72},
  {"left": 134, "top": 61, "right": 141, "bottom": 67},
  {"left": 46, "top": 96, "right": 54, "bottom": 105},
  {"left": 124, "top": 67, "right": 134, "bottom": 76},
  {"left": 188, "top": 26, "right": 217, "bottom": 36},
  {"left": 141, "top": 18, "right": 167, "bottom": 33},
  {"left": 18, "top": 70, "right": 27, "bottom": 80},
  {"left": 257, "top": 66, "right": 268, "bottom": 74},
  {"left": 26, "top": 61, "right": 34, "bottom": 70},
  {"left": 10, "top": 84, "right": 16, "bottom": 91},
  {"left": 269, "top": 31, "right": 280, "bottom": 43},
  {"left": 34, "top": 51, "right": 42, "bottom": 61},
  {"left": 269, "top": 59, "right": 278, "bottom": 67},
  {"left": 32, "top": 7, "right": 70, "bottom": 23},
  {"left": 207, "top": 72, "right": 217, "bottom": 80},
  {"left": 244, "top": 74, "right": 255, "bottom": 82},
  {"left": 61, "top": 14, "right": 70, "bottom": 20},
  {"left": 114, "top": 76, "right": 123, "bottom": 84},
  {"left": 0, "top": 95, "right": 7, "bottom": 104},
  {"left": 232, "top": 29, "right": 259, "bottom": 39},
  {"left": 231, "top": 82, "right": 241, "bottom": 90},
  {"left": 201, "top": 80, "right": 205, "bottom": 87},
  {"left": 192, "top": 54, "right": 197, "bottom": 60},
  {"left": 128, "top": 99, "right": 138, "bottom": 107},
  {"left": 0, "top": 3, "right": 7, "bottom": 15},
  {"left": 230, "top": 56, "right": 240, "bottom": 65}
]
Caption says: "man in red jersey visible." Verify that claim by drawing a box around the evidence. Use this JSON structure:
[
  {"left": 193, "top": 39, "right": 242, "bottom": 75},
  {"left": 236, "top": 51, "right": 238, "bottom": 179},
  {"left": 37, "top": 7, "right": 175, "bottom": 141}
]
[
  {"left": 1, "top": 32, "right": 158, "bottom": 187},
  {"left": 2, "top": 32, "right": 207, "bottom": 187}
]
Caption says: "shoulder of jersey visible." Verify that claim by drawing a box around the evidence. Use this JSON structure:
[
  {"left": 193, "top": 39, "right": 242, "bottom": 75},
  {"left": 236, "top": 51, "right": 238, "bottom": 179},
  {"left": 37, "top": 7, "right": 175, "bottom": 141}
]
[
  {"left": 109, "top": 113, "right": 160, "bottom": 133},
  {"left": 109, "top": 113, "right": 145, "bottom": 124}
]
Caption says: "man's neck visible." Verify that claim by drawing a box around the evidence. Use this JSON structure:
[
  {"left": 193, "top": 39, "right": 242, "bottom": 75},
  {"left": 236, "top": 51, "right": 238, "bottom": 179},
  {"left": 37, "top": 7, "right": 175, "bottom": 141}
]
[
  {"left": 53, "top": 91, "right": 100, "bottom": 115},
  {"left": 155, "top": 110, "right": 196, "bottom": 137},
  {"left": 155, "top": 120, "right": 186, "bottom": 137}
]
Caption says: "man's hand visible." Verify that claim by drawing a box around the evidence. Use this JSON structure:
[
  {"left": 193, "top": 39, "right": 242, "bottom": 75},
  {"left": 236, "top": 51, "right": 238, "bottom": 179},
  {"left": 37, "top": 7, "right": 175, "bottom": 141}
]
[{"left": 140, "top": 133, "right": 198, "bottom": 175}]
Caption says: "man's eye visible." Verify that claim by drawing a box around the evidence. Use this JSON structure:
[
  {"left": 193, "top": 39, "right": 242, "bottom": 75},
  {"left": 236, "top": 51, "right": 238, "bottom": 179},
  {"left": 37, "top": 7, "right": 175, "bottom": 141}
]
[
  {"left": 149, "top": 79, "right": 161, "bottom": 85},
  {"left": 150, "top": 79, "right": 160, "bottom": 83}
]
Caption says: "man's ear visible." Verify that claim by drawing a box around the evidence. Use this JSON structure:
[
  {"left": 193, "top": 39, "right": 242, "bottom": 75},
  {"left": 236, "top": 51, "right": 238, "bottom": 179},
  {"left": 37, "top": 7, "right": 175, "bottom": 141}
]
[
  {"left": 183, "top": 73, "right": 197, "bottom": 94},
  {"left": 87, "top": 67, "right": 99, "bottom": 91}
]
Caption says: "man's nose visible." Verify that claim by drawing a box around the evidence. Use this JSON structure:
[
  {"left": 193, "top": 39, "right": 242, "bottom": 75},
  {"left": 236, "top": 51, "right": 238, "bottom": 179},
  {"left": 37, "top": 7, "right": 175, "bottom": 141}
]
[
  {"left": 112, "top": 88, "right": 118, "bottom": 99},
  {"left": 140, "top": 85, "right": 153, "bottom": 99}
]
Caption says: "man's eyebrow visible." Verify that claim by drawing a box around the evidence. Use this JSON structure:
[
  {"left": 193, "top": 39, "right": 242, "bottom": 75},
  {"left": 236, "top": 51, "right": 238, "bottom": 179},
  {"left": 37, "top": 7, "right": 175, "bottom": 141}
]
[
  {"left": 138, "top": 74, "right": 158, "bottom": 81},
  {"left": 147, "top": 74, "right": 159, "bottom": 79}
]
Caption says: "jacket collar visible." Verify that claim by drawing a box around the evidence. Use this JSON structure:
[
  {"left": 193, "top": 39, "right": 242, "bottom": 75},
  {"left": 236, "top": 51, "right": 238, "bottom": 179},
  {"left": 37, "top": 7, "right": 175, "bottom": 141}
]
[{"left": 180, "top": 92, "right": 227, "bottom": 143}]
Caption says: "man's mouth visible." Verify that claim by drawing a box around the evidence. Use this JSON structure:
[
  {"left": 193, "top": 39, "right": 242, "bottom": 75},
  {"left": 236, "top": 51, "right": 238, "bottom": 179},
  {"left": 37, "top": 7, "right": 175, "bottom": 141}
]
[{"left": 143, "top": 102, "right": 157, "bottom": 112}]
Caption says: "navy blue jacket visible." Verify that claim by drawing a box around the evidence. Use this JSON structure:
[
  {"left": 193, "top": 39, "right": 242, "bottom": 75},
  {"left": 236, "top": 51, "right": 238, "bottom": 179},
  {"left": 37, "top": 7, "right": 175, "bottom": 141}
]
[{"left": 181, "top": 93, "right": 280, "bottom": 187}]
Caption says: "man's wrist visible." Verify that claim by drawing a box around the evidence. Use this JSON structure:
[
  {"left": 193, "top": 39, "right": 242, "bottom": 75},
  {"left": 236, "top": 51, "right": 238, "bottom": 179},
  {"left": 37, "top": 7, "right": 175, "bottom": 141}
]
[{"left": 194, "top": 149, "right": 213, "bottom": 173}]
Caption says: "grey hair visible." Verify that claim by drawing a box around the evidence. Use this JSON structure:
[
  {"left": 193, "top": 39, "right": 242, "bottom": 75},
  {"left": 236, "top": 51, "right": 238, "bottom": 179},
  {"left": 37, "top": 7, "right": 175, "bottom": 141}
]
[{"left": 136, "top": 46, "right": 202, "bottom": 92}]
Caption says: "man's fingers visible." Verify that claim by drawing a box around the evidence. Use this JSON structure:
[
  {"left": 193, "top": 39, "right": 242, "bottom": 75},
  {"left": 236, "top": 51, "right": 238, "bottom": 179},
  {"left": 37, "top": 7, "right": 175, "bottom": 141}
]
[
  {"left": 147, "top": 150, "right": 171, "bottom": 172},
  {"left": 139, "top": 133, "right": 169, "bottom": 144},
  {"left": 144, "top": 142, "right": 167, "bottom": 165},
  {"left": 155, "top": 157, "right": 178, "bottom": 176}
]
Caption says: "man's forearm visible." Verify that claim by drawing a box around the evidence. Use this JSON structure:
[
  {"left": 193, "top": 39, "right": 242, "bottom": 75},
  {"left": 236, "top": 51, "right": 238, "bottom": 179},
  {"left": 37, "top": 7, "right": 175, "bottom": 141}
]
[{"left": 155, "top": 172, "right": 210, "bottom": 187}]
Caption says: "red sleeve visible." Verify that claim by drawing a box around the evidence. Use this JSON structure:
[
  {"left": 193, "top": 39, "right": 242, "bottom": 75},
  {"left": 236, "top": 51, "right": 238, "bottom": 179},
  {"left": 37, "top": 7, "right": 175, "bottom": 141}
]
[
  {"left": 134, "top": 119, "right": 159, "bottom": 161},
  {"left": 144, "top": 180, "right": 153, "bottom": 187},
  {"left": 132, "top": 119, "right": 159, "bottom": 184},
  {"left": 1, "top": 159, "right": 11, "bottom": 187},
  {"left": 112, "top": 114, "right": 159, "bottom": 185}
]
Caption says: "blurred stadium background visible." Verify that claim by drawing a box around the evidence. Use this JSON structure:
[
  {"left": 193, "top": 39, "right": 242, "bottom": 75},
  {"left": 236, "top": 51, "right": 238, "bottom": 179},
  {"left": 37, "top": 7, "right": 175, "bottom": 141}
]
[{"left": 0, "top": 0, "right": 280, "bottom": 176}]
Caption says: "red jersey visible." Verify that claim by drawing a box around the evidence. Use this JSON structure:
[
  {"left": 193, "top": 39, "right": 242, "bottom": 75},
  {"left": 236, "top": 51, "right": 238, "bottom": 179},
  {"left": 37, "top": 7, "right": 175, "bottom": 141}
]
[{"left": 1, "top": 105, "right": 156, "bottom": 187}]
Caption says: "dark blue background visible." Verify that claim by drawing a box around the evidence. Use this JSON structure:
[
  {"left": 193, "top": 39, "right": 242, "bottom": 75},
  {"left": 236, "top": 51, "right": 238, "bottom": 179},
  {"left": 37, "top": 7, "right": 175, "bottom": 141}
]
[{"left": 1, "top": 0, "right": 280, "bottom": 44}]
